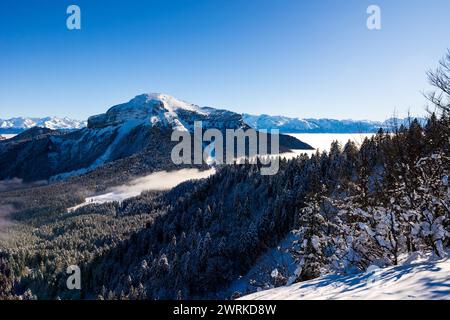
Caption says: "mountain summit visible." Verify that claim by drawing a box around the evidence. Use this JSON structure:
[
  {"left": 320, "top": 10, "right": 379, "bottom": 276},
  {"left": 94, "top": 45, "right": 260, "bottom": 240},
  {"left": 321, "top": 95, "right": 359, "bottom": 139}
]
[
  {"left": 87, "top": 93, "right": 246, "bottom": 132},
  {"left": 0, "top": 93, "right": 310, "bottom": 182}
]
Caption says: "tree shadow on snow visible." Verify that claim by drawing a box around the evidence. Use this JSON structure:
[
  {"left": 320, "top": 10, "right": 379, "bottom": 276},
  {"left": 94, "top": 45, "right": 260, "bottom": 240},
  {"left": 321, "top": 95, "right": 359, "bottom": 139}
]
[{"left": 296, "top": 262, "right": 448, "bottom": 299}]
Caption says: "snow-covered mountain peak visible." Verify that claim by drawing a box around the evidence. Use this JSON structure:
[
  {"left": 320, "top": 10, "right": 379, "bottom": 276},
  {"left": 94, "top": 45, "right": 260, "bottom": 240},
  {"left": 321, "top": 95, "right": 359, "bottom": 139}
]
[
  {"left": 129, "top": 93, "right": 208, "bottom": 115},
  {"left": 87, "top": 93, "right": 236, "bottom": 131}
]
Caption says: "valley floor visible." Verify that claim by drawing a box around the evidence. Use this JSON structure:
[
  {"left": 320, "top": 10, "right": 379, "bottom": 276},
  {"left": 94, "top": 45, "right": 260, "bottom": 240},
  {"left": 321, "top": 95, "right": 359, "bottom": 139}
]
[{"left": 240, "top": 255, "right": 450, "bottom": 300}]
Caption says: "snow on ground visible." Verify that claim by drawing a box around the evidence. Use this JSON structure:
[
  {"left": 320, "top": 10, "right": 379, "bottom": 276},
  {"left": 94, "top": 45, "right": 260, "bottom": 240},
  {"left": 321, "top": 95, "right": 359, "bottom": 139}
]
[
  {"left": 240, "top": 255, "right": 450, "bottom": 300},
  {"left": 68, "top": 168, "right": 215, "bottom": 212}
]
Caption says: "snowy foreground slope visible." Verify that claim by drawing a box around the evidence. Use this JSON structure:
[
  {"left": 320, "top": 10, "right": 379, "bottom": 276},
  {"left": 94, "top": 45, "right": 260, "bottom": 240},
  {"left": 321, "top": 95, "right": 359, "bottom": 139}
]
[{"left": 240, "top": 257, "right": 450, "bottom": 300}]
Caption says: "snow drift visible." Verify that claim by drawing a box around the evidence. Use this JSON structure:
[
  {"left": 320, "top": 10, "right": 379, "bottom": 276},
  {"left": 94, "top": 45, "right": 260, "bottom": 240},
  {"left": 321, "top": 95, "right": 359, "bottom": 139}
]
[{"left": 240, "top": 256, "right": 450, "bottom": 300}]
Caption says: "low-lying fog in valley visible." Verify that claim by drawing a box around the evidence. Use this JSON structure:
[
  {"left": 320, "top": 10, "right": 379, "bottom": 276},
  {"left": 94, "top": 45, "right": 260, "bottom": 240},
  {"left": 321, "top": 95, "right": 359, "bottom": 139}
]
[
  {"left": 2, "top": 132, "right": 375, "bottom": 211},
  {"left": 1, "top": 132, "right": 376, "bottom": 212},
  {"left": 277, "top": 133, "right": 375, "bottom": 160},
  {"left": 68, "top": 168, "right": 216, "bottom": 211},
  {"left": 288, "top": 133, "right": 375, "bottom": 154}
]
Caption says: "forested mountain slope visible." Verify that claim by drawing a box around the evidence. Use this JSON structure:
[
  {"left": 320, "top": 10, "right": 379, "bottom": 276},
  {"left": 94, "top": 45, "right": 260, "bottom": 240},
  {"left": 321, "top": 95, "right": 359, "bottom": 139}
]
[
  {"left": 83, "top": 115, "right": 449, "bottom": 299},
  {"left": 1, "top": 54, "right": 450, "bottom": 300},
  {"left": 0, "top": 112, "right": 448, "bottom": 300}
]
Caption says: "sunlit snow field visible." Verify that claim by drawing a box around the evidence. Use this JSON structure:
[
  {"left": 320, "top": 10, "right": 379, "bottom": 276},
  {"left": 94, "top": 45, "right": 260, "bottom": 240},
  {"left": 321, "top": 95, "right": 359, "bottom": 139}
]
[{"left": 240, "top": 253, "right": 450, "bottom": 300}]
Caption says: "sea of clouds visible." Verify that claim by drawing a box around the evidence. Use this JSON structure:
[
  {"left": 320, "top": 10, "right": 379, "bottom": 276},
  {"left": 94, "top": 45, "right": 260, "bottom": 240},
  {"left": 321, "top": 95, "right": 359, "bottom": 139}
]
[{"left": 70, "top": 168, "right": 216, "bottom": 210}]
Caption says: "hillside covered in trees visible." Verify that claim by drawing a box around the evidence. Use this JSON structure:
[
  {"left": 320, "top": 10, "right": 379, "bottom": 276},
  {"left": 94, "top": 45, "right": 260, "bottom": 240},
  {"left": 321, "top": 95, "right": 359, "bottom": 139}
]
[{"left": 0, "top": 53, "right": 449, "bottom": 300}]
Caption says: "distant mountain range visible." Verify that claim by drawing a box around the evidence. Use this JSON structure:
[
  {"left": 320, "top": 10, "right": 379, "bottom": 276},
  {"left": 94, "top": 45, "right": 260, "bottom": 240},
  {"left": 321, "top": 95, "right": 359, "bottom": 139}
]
[
  {"left": 0, "top": 116, "right": 86, "bottom": 134},
  {"left": 0, "top": 112, "right": 425, "bottom": 135},
  {"left": 242, "top": 114, "right": 427, "bottom": 133}
]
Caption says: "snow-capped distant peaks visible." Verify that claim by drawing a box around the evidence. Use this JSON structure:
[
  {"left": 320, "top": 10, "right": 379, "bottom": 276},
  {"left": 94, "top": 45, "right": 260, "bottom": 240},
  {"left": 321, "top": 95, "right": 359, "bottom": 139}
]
[
  {"left": 2, "top": 93, "right": 428, "bottom": 135},
  {"left": 39, "top": 116, "right": 87, "bottom": 130},
  {"left": 243, "top": 114, "right": 428, "bottom": 133},
  {"left": 0, "top": 116, "right": 86, "bottom": 133}
]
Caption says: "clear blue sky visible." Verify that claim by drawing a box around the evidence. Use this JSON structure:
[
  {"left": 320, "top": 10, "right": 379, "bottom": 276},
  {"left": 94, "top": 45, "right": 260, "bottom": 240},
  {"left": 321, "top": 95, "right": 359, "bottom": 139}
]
[{"left": 1, "top": 0, "right": 450, "bottom": 120}]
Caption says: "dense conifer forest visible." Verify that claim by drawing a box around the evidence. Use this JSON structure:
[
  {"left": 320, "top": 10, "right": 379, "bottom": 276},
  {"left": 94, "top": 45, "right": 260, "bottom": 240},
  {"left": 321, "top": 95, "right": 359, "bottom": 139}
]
[{"left": 0, "top": 53, "right": 449, "bottom": 300}]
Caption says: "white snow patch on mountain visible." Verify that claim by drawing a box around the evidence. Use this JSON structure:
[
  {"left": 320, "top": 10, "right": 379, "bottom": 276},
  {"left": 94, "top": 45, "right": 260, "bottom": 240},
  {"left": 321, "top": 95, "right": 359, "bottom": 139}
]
[
  {"left": 240, "top": 254, "right": 450, "bottom": 300},
  {"left": 148, "top": 93, "right": 209, "bottom": 115},
  {"left": 90, "top": 120, "right": 142, "bottom": 168}
]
